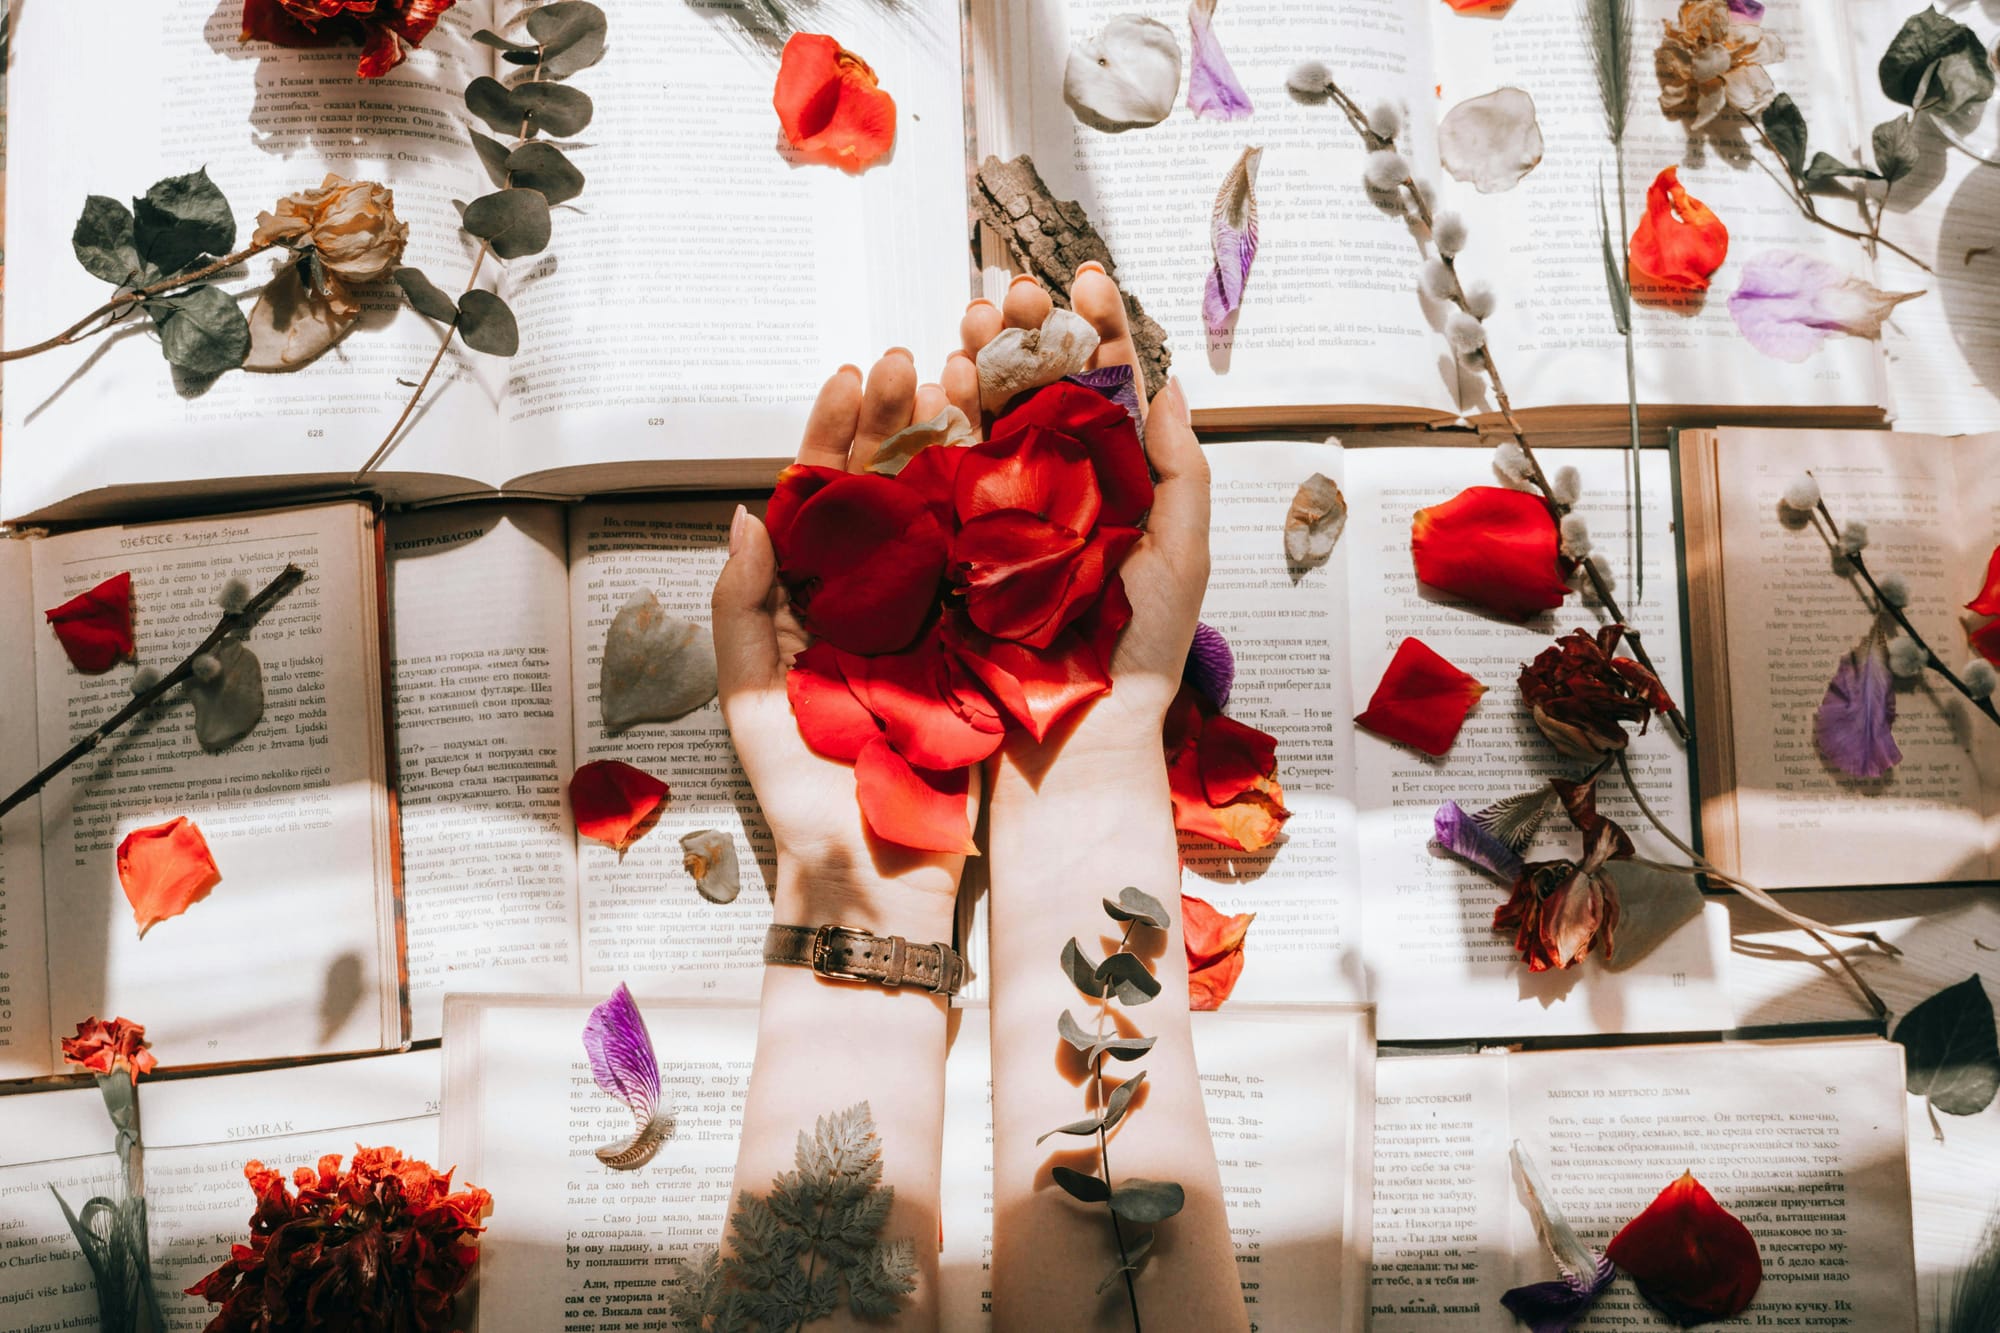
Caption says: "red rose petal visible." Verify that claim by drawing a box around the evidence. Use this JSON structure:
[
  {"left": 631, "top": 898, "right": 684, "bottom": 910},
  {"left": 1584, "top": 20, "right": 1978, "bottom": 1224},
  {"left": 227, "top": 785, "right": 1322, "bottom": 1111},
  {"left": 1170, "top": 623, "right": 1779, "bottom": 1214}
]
[
  {"left": 773, "top": 33, "right": 897, "bottom": 173},
  {"left": 897, "top": 441, "right": 970, "bottom": 527},
  {"left": 1968, "top": 544, "right": 2000, "bottom": 617},
  {"left": 46, "top": 571, "right": 136, "bottom": 674},
  {"left": 853, "top": 735, "right": 975, "bottom": 854},
  {"left": 1165, "top": 686, "right": 1291, "bottom": 852},
  {"left": 767, "top": 463, "right": 846, "bottom": 542},
  {"left": 949, "top": 579, "right": 1128, "bottom": 741},
  {"left": 1605, "top": 1171, "right": 1763, "bottom": 1324},
  {"left": 988, "top": 382, "right": 1153, "bottom": 527},
  {"left": 242, "top": 0, "right": 338, "bottom": 45},
  {"left": 1973, "top": 616, "right": 2000, "bottom": 666},
  {"left": 1195, "top": 711, "right": 1279, "bottom": 809},
  {"left": 836, "top": 633, "right": 1005, "bottom": 770},
  {"left": 1411, "top": 486, "right": 1571, "bottom": 621},
  {"left": 117, "top": 816, "right": 221, "bottom": 936},
  {"left": 956, "top": 515, "right": 1138, "bottom": 649},
  {"left": 1630, "top": 165, "right": 1729, "bottom": 292},
  {"left": 1183, "top": 892, "right": 1254, "bottom": 1011},
  {"left": 954, "top": 424, "right": 1103, "bottom": 533},
  {"left": 1355, "top": 637, "right": 1487, "bottom": 757},
  {"left": 570, "top": 759, "right": 670, "bottom": 851},
  {"left": 770, "top": 471, "right": 947, "bottom": 656},
  {"left": 785, "top": 643, "right": 880, "bottom": 762}
]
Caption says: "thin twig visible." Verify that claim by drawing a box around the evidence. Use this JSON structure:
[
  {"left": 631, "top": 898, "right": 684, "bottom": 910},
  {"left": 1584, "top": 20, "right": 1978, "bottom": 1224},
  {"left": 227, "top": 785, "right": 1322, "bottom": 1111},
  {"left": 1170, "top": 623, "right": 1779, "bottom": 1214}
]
[
  {"left": 0, "top": 565, "right": 306, "bottom": 821},
  {"left": 1749, "top": 121, "right": 1932, "bottom": 273},
  {"left": 0, "top": 243, "right": 279, "bottom": 362}
]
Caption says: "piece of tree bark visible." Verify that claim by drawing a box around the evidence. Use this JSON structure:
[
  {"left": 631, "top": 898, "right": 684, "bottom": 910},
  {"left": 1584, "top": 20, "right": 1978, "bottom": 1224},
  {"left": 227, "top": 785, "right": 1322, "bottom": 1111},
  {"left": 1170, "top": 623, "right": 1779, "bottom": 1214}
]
[{"left": 971, "top": 154, "right": 1173, "bottom": 391}]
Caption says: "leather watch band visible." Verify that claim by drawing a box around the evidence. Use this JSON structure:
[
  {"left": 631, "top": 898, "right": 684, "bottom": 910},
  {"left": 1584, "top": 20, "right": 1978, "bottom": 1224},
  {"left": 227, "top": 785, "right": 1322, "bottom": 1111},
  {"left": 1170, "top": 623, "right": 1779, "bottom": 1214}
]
[{"left": 763, "top": 924, "right": 967, "bottom": 996}]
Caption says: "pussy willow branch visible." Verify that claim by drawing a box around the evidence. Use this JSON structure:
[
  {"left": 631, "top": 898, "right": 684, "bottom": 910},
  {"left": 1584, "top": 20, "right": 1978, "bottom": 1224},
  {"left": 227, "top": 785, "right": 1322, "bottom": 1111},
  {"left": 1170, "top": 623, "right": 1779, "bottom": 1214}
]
[
  {"left": 0, "top": 242, "right": 279, "bottom": 362},
  {"left": 1322, "top": 75, "right": 1688, "bottom": 742},
  {"left": 0, "top": 565, "right": 306, "bottom": 821},
  {"left": 1094, "top": 919, "right": 1143, "bottom": 1333},
  {"left": 1747, "top": 120, "right": 1932, "bottom": 273},
  {"left": 1806, "top": 490, "right": 2000, "bottom": 731}
]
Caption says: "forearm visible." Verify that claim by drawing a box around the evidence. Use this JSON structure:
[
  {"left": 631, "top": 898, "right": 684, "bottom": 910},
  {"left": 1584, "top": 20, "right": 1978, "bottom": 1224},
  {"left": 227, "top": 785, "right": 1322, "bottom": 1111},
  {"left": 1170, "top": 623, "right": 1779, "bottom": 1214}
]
[{"left": 984, "top": 736, "right": 1247, "bottom": 1333}]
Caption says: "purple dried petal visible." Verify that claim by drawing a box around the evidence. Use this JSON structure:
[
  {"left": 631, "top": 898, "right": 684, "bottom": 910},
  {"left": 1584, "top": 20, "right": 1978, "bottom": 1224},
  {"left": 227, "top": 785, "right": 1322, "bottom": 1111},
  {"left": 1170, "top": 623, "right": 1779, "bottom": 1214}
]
[
  {"left": 1727, "top": 0, "right": 1765, "bottom": 19},
  {"left": 1186, "top": 0, "right": 1253, "bottom": 121},
  {"left": 1501, "top": 1255, "right": 1616, "bottom": 1333},
  {"left": 1728, "top": 251, "right": 1923, "bottom": 363},
  {"left": 1184, "top": 621, "right": 1236, "bottom": 708},
  {"left": 1066, "top": 364, "right": 1142, "bottom": 430},
  {"left": 583, "top": 982, "right": 662, "bottom": 1120},
  {"left": 1432, "top": 800, "right": 1527, "bottom": 883},
  {"left": 1815, "top": 640, "right": 1901, "bottom": 779},
  {"left": 1204, "top": 146, "right": 1261, "bottom": 335}
]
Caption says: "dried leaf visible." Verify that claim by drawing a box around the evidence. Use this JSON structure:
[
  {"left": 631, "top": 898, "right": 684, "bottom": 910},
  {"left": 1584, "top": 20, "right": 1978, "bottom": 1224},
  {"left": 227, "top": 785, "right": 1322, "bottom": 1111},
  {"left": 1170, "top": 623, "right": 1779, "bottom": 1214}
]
[
  {"left": 1108, "top": 1178, "right": 1184, "bottom": 1224},
  {"left": 242, "top": 260, "right": 357, "bottom": 373},
  {"left": 1283, "top": 472, "right": 1347, "bottom": 568},
  {"left": 1439, "top": 86, "right": 1545, "bottom": 193},
  {"left": 1893, "top": 975, "right": 2000, "bottom": 1117},
  {"left": 600, "top": 589, "right": 718, "bottom": 733},
  {"left": 1203, "top": 146, "right": 1262, "bottom": 335},
  {"left": 1474, "top": 786, "right": 1559, "bottom": 852},
  {"left": 976, "top": 307, "right": 1101, "bottom": 413},
  {"left": 188, "top": 639, "right": 265, "bottom": 752},
  {"left": 117, "top": 816, "right": 221, "bottom": 936},
  {"left": 1186, "top": 0, "right": 1252, "bottom": 121},
  {"left": 1354, "top": 637, "right": 1487, "bottom": 757},
  {"left": 679, "top": 829, "right": 741, "bottom": 904},
  {"left": 570, "top": 759, "right": 670, "bottom": 850},
  {"left": 1431, "top": 799, "right": 1526, "bottom": 883},
  {"left": 583, "top": 983, "right": 674, "bottom": 1169},
  {"left": 867, "top": 407, "right": 978, "bottom": 477},
  {"left": 1604, "top": 1172, "right": 1763, "bottom": 1324},
  {"left": 1880, "top": 8, "right": 1993, "bottom": 115},
  {"left": 1103, "top": 886, "right": 1171, "bottom": 930},
  {"left": 1814, "top": 639, "right": 1901, "bottom": 779},
  {"left": 1052, "top": 1165, "right": 1110, "bottom": 1203},
  {"left": 1872, "top": 114, "right": 1919, "bottom": 184},
  {"left": 45, "top": 571, "right": 135, "bottom": 674},
  {"left": 1094, "top": 952, "right": 1161, "bottom": 1006},
  {"left": 1063, "top": 15, "right": 1180, "bottom": 132},
  {"left": 1094, "top": 1230, "right": 1157, "bottom": 1294}
]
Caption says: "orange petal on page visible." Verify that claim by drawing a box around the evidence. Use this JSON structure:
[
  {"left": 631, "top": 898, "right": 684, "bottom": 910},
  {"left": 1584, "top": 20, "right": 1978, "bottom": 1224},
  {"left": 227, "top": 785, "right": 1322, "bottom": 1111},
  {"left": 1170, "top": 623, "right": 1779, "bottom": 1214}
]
[
  {"left": 117, "top": 816, "right": 221, "bottom": 936},
  {"left": 570, "top": 759, "right": 670, "bottom": 851},
  {"left": 1969, "top": 544, "right": 2000, "bottom": 617},
  {"left": 1411, "top": 486, "right": 1570, "bottom": 620},
  {"left": 1355, "top": 636, "right": 1488, "bottom": 757},
  {"left": 853, "top": 735, "right": 976, "bottom": 855},
  {"left": 772, "top": 33, "right": 897, "bottom": 173},
  {"left": 1604, "top": 1171, "right": 1763, "bottom": 1324},
  {"left": 46, "top": 571, "right": 136, "bottom": 674},
  {"left": 1183, "top": 892, "right": 1254, "bottom": 1010},
  {"left": 1629, "top": 165, "right": 1729, "bottom": 292}
]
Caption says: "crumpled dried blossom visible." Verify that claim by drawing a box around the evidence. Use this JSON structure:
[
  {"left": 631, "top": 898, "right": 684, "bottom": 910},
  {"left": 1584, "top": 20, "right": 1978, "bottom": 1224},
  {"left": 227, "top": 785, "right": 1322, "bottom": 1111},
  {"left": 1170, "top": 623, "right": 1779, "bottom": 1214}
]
[
  {"left": 241, "top": 0, "right": 456, "bottom": 80},
  {"left": 252, "top": 174, "right": 409, "bottom": 335},
  {"left": 1411, "top": 486, "right": 1571, "bottom": 621},
  {"left": 46, "top": 571, "right": 136, "bottom": 674},
  {"left": 61, "top": 1016, "right": 157, "bottom": 1083},
  {"left": 772, "top": 33, "right": 898, "bottom": 173},
  {"left": 1815, "top": 639, "right": 1901, "bottom": 779},
  {"left": 1502, "top": 1143, "right": 1616, "bottom": 1333},
  {"left": 1166, "top": 683, "right": 1290, "bottom": 852},
  {"left": 570, "top": 759, "right": 670, "bottom": 850},
  {"left": 1604, "top": 1171, "right": 1763, "bottom": 1324},
  {"left": 185, "top": 1147, "right": 490, "bottom": 1332},
  {"left": 1518, "top": 625, "right": 1675, "bottom": 761},
  {"left": 1285, "top": 472, "right": 1347, "bottom": 570},
  {"left": 1183, "top": 892, "right": 1254, "bottom": 1010},
  {"left": 977, "top": 307, "right": 1102, "bottom": 414},
  {"left": 1186, "top": 0, "right": 1253, "bottom": 122},
  {"left": 117, "top": 816, "right": 222, "bottom": 936},
  {"left": 1492, "top": 779, "right": 1630, "bottom": 971},
  {"left": 1727, "top": 251, "right": 1923, "bottom": 362},
  {"left": 1354, "top": 637, "right": 1487, "bottom": 758},
  {"left": 1629, "top": 165, "right": 1729, "bottom": 292},
  {"left": 1655, "top": 0, "right": 1786, "bottom": 130}
]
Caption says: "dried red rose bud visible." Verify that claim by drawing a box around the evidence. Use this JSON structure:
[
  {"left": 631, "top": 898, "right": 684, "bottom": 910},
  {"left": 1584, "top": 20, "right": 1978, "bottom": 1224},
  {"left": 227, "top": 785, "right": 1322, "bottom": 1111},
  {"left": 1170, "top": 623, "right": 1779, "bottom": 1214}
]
[{"left": 1518, "top": 625, "right": 1675, "bottom": 760}]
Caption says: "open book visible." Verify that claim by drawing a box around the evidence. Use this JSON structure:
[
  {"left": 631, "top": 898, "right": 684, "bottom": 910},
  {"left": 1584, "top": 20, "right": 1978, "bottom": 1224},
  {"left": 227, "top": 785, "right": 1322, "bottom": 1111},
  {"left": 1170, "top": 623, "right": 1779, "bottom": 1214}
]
[
  {"left": 1, "top": 0, "right": 969, "bottom": 522},
  {"left": 439, "top": 992, "right": 1375, "bottom": 1332},
  {"left": 0, "top": 502, "right": 403, "bottom": 1082},
  {"left": 1369, "top": 1038, "right": 1918, "bottom": 1330},
  {"left": 0, "top": 1049, "right": 440, "bottom": 1328},
  {"left": 1679, "top": 427, "right": 2000, "bottom": 888}
]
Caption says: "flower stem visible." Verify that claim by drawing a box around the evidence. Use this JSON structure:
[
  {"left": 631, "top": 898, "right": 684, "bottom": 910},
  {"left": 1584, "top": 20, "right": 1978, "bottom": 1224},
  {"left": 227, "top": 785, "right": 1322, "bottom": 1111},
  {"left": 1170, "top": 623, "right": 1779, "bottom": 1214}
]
[
  {"left": 1749, "top": 121, "right": 1933, "bottom": 273},
  {"left": 0, "top": 564, "right": 305, "bottom": 821},
  {"left": 0, "top": 242, "right": 279, "bottom": 362}
]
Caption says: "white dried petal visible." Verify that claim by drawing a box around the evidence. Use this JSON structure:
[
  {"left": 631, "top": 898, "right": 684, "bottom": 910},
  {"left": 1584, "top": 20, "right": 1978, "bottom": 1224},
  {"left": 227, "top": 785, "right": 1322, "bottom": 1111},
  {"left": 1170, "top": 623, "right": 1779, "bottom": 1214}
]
[
  {"left": 977, "top": 306, "right": 1101, "bottom": 413},
  {"left": 1963, "top": 658, "right": 1997, "bottom": 699},
  {"left": 1064, "top": 15, "right": 1181, "bottom": 132},
  {"left": 1438, "top": 86, "right": 1545, "bottom": 193},
  {"left": 1366, "top": 99, "right": 1403, "bottom": 138},
  {"left": 1364, "top": 149, "right": 1410, "bottom": 191},
  {"left": 1284, "top": 471, "right": 1347, "bottom": 568},
  {"left": 1838, "top": 520, "right": 1869, "bottom": 556},
  {"left": 1886, "top": 635, "right": 1925, "bottom": 678},
  {"left": 1463, "top": 280, "right": 1497, "bottom": 320},
  {"left": 601, "top": 589, "right": 719, "bottom": 733},
  {"left": 1781, "top": 474, "right": 1822, "bottom": 512},
  {"left": 1552, "top": 466, "right": 1581, "bottom": 507},
  {"left": 1446, "top": 309, "right": 1487, "bottom": 357},
  {"left": 1432, "top": 211, "right": 1469, "bottom": 258}
]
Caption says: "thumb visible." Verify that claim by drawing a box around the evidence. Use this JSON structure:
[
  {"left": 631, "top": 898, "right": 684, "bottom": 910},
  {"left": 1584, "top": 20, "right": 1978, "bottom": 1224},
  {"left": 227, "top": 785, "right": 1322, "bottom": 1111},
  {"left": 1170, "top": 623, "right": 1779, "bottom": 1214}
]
[
  {"left": 1143, "top": 378, "right": 1211, "bottom": 571},
  {"left": 711, "top": 505, "right": 785, "bottom": 703}
]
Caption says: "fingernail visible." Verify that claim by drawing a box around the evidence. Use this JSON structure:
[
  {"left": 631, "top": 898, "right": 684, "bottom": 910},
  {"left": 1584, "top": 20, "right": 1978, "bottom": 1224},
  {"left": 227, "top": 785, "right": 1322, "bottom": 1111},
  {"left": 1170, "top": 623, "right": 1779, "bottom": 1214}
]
[
  {"left": 967, "top": 298, "right": 997, "bottom": 311},
  {"left": 1008, "top": 272, "right": 1041, "bottom": 289},
  {"left": 1076, "top": 261, "right": 1107, "bottom": 277},
  {"left": 947, "top": 348, "right": 975, "bottom": 365},
  {"left": 837, "top": 363, "right": 863, "bottom": 381},
  {"left": 1163, "top": 376, "right": 1191, "bottom": 425},
  {"left": 885, "top": 346, "right": 914, "bottom": 363},
  {"left": 728, "top": 503, "right": 748, "bottom": 556}
]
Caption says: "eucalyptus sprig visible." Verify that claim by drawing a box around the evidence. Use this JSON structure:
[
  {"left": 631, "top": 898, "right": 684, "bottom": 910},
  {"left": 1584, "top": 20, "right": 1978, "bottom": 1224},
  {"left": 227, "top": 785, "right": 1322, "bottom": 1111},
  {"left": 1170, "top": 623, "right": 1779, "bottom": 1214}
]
[
  {"left": 1754, "top": 93, "right": 1932, "bottom": 273},
  {"left": 354, "top": 1, "right": 608, "bottom": 479},
  {"left": 1044, "top": 887, "right": 1183, "bottom": 1330}
]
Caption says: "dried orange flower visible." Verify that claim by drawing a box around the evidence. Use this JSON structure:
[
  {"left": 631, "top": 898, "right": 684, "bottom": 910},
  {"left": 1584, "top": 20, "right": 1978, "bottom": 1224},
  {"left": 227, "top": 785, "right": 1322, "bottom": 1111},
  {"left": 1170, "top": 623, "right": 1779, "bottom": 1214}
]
[{"left": 1655, "top": 0, "right": 1786, "bottom": 130}]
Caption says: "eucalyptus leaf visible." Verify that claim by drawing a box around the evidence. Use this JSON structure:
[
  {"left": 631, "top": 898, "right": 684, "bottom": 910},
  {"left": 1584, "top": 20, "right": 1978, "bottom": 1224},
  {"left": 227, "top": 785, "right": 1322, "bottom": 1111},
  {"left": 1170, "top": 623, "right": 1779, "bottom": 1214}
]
[
  {"left": 1094, "top": 1231, "right": 1157, "bottom": 1295},
  {"left": 73, "top": 196, "right": 142, "bottom": 286},
  {"left": 507, "top": 140, "right": 586, "bottom": 205},
  {"left": 1036, "top": 1112, "right": 1107, "bottom": 1144},
  {"left": 1062, "top": 938, "right": 1106, "bottom": 998},
  {"left": 1802, "top": 151, "right": 1881, "bottom": 187},
  {"left": 463, "top": 188, "right": 553, "bottom": 259},
  {"left": 1092, "top": 1033, "right": 1157, "bottom": 1062},
  {"left": 1761, "top": 95, "right": 1808, "bottom": 178},
  {"left": 1108, "top": 1178, "right": 1185, "bottom": 1224},
  {"left": 1893, "top": 975, "right": 2000, "bottom": 1117},
  {"left": 1052, "top": 1166, "right": 1110, "bottom": 1204},
  {"left": 1095, "top": 952, "right": 1162, "bottom": 1006},
  {"left": 466, "top": 76, "right": 528, "bottom": 135},
  {"left": 133, "top": 168, "right": 236, "bottom": 278},
  {"left": 527, "top": 1, "right": 609, "bottom": 78},
  {"left": 394, "top": 267, "right": 460, "bottom": 324},
  {"left": 1872, "top": 113, "right": 1919, "bottom": 185},
  {"left": 514, "top": 81, "right": 594, "bottom": 137},
  {"left": 1600, "top": 862, "right": 1704, "bottom": 970},
  {"left": 1103, "top": 886, "right": 1171, "bottom": 930},
  {"left": 1879, "top": 8, "right": 1992, "bottom": 112},
  {"left": 1100, "top": 1070, "right": 1146, "bottom": 1133},
  {"left": 472, "top": 27, "right": 535, "bottom": 53},
  {"left": 1057, "top": 1009, "right": 1097, "bottom": 1053},
  {"left": 146, "top": 285, "right": 250, "bottom": 376},
  {"left": 470, "top": 129, "right": 514, "bottom": 189},
  {"left": 457, "top": 289, "right": 520, "bottom": 356}
]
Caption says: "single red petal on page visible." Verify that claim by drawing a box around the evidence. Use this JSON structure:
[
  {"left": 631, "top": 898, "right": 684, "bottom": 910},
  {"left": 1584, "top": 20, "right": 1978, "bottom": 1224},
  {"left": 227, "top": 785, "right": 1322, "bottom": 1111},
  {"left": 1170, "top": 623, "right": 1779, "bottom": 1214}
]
[
  {"left": 1968, "top": 544, "right": 2000, "bottom": 616},
  {"left": 1183, "top": 892, "right": 1254, "bottom": 1011},
  {"left": 46, "top": 571, "right": 136, "bottom": 674},
  {"left": 836, "top": 633, "right": 1004, "bottom": 771},
  {"left": 769, "top": 470, "right": 948, "bottom": 656},
  {"left": 1605, "top": 1171, "right": 1763, "bottom": 1324},
  {"left": 1629, "top": 165, "right": 1730, "bottom": 292},
  {"left": 786, "top": 643, "right": 880, "bottom": 763},
  {"left": 570, "top": 759, "right": 670, "bottom": 851},
  {"left": 1973, "top": 616, "right": 2000, "bottom": 666},
  {"left": 772, "top": 33, "right": 897, "bottom": 173},
  {"left": 853, "top": 735, "right": 975, "bottom": 854},
  {"left": 1411, "top": 486, "right": 1570, "bottom": 621},
  {"left": 1355, "top": 637, "right": 1488, "bottom": 757},
  {"left": 117, "top": 816, "right": 221, "bottom": 936}
]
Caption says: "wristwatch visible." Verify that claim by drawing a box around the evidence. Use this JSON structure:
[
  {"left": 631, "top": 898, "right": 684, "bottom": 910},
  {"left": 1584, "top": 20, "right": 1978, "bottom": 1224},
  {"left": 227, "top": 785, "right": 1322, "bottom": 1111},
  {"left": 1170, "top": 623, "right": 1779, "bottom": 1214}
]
[{"left": 763, "top": 923, "right": 967, "bottom": 996}]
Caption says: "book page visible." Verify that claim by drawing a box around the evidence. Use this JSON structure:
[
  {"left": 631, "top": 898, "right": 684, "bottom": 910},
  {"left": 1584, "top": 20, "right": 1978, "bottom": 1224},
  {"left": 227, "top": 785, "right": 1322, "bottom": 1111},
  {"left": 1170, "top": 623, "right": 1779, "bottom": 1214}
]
[
  {"left": 567, "top": 501, "right": 773, "bottom": 1000},
  {"left": 0, "top": 541, "right": 53, "bottom": 1080},
  {"left": 1951, "top": 432, "right": 2000, "bottom": 823},
  {"left": 495, "top": 0, "right": 969, "bottom": 490},
  {"left": 1188, "top": 441, "right": 1364, "bottom": 1005},
  {"left": 0, "top": 1085, "right": 119, "bottom": 1325},
  {"left": 974, "top": 0, "right": 1456, "bottom": 420},
  {"left": 2, "top": 1, "right": 505, "bottom": 520},
  {"left": 442, "top": 995, "right": 757, "bottom": 1333},
  {"left": 1508, "top": 1039, "right": 1918, "bottom": 1331},
  {"left": 388, "top": 506, "right": 582, "bottom": 1039},
  {"left": 1713, "top": 429, "right": 1990, "bottom": 887},
  {"left": 1432, "top": 1, "right": 1888, "bottom": 417},
  {"left": 1341, "top": 445, "right": 1729, "bottom": 1039},
  {"left": 31, "top": 504, "right": 397, "bottom": 1069}
]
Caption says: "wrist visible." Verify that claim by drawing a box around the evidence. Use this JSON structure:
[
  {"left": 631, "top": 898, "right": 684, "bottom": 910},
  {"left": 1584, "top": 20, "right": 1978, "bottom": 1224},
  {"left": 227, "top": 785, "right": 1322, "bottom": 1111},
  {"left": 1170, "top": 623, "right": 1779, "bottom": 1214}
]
[{"left": 773, "top": 856, "right": 959, "bottom": 943}]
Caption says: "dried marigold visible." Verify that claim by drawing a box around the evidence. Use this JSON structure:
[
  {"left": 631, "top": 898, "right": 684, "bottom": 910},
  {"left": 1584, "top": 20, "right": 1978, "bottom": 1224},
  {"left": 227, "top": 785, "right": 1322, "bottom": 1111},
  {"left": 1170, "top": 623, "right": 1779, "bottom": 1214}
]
[{"left": 1655, "top": 0, "right": 1786, "bottom": 129}]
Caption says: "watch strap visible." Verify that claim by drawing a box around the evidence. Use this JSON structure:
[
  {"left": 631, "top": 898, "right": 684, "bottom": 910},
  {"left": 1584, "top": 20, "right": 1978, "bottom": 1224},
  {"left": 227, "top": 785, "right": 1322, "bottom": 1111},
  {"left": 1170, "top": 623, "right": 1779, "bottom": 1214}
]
[{"left": 763, "top": 924, "right": 966, "bottom": 996}]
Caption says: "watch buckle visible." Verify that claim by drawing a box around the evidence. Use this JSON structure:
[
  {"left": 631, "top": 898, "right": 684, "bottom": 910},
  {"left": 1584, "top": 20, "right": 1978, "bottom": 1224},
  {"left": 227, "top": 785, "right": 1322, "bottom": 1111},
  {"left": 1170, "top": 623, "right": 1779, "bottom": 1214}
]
[{"left": 810, "top": 924, "right": 871, "bottom": 982}]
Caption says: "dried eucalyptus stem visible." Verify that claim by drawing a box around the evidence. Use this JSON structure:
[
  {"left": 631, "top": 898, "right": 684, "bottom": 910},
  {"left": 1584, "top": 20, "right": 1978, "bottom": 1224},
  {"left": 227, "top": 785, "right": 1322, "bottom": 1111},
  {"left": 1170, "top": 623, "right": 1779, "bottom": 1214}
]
[
  {"left": 1746, "top": 120, "right": 1932, "bottom": 273},
  {"left": 0, "top": 242, "right": 278, "bottom": 363},
  {"left": 0, "top": 564, "right": 305, "bottom": 821}
]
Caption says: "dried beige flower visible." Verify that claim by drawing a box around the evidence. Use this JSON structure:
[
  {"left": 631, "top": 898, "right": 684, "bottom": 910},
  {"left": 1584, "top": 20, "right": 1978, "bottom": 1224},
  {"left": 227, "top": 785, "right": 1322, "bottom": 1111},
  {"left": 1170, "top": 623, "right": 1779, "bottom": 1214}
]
[
  {"left": 1655, "top": 0, "right": 1786, "bottom": 130},
  {"left": 254, "top": 174, "right": 409, "bottom": 296}
]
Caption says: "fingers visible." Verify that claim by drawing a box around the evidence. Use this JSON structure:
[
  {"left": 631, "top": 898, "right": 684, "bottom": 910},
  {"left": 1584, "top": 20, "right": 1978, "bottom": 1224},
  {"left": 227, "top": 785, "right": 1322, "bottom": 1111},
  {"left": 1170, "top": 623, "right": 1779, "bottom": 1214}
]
[
  {"left": 912, "top": 381, "right": 947, "bottom": 423},
  {"left": 848, "top": 348, "right": 917, "bottom": 473},
  {"left": 1142, "top": 378, "right": 1211, "bottom": 567},
  {"left": 796, "top": 365, "right": 863, "bottom": 470},
  {"left": 1001, "top": 272, "right": 1052, "bottom": 329},
  {"left": 942, "top": 350, "right": 979, "bottom": 427},
  {"left": 961, "top": 298, "right": 1002, "bottom": 356},
  {"left": 1073, "top": 263, "right": 1143, "bottom": 404},
  {"left": 712, "top": 505, "right": 785, "bottom": 705}
]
